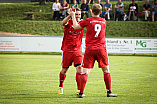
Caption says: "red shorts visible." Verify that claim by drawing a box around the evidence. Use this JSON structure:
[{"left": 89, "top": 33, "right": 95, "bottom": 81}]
[
  {"left": 82, "top": 49, "right": 109, "bottom": 68},
  {"left": 61, "top": 51, "right": 83, "bottom": 68}
]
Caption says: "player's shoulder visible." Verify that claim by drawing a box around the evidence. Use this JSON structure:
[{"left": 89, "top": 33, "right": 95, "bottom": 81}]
[
  {"left": 64, "top": 19, "right": 72, "bottom": 27},
  {"left": 82, "top": 18, "right": 91, "bottom": 21},
  {"left": 88, "top": 17, "right": 106, "bottom": 25},
  {"left": 91, "top": 17, "right": 106, "bottom": 22},
  {"left": 68, "top": 19, "right": 73, "bottom": 24},
  {"left": 79, "top": 18, "right": 91, "bottom": 24},
  {"left": 99, "top": 18, "right": 107, "bottom": 24},
  {"left": 78, "top": 19, "right": 83, "bottom": 22},
  {"left": 69, "top": 19, "right": 73, "bottom": 22}
]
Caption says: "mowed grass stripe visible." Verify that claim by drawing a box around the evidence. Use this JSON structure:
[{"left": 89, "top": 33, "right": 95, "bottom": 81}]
[{"left": 0, "top": 54, "right": 156, "bottom": 104}]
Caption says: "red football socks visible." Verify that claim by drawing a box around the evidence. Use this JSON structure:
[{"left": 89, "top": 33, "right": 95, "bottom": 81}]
[
  {"left": 80, "top": 73, "right": 88, "bottom": 93},
  {"left": 76, "top": 72, "right": 82, "bottom": 90},
  {"left": 104, "top": 72, "right": 111, "bottom": 91},
  {"left": 59, "top": 71, "right": 66, "bottom": 87}
]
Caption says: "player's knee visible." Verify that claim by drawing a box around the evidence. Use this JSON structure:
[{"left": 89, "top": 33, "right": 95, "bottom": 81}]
[
  {"left": 76, "top": 65, "right": 83, "bottom": 73},
  {"left": 102, "top": 65, "right": 109, "bottom": 73},
  {"left": 62, "top": 67, "right": 69, "bottom": 74},
  {"left": 83, "top": 68, "right": 91, "bottom": 75}
]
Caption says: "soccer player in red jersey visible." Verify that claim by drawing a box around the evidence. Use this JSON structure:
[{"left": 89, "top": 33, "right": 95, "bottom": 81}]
[
  {"left": 69, "top": 4, "right": 117, "bottom": 98},
  {"left": 58, "top": 8, "right": 84, "bottom": 95}
]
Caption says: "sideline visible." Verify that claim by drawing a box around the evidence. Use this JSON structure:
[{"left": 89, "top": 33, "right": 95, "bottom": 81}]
[
  {"left": 0, "top": 32, "right": 41, "bottom": 37},
  {"left": 0, "top": 3, "right": 14, "bottom": 4}
]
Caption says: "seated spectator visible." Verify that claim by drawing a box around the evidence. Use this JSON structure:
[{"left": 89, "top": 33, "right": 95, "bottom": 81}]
[
  {"left": 143, "top": 0, "right": 150, "bottom": 21},
  {"left": 152, "top": 0, "right": 157, "bottom": 22},
  {"left": 61, "top": 0, "right": 69, "bottom": 18},
  {"left": 104, "top": 0, "right": 112, "bottom": 20},
  {"left": 77, "top": 0, "right": 80, "bottom": 4},
  {"left": 71, "top": 0, "right": 78, "bottom": 9},
  {"left": 60, "top": 0, "right": 63, "bottom": 4},
  {"left": 114, "top": 0, "right": 124, "bottom": 21},
  {"left": 52, "top": 0, "right": 61, "bottom": 21},
  {"left": 128, "top": 0, "right": 138, "bottom": 21},
  {"left": 66, "top": 0, "right": 69, "bottom": 4},
  {"left": 88, "top": 0, "right": 94, "bottom": 4},
  {"left": 81, "top": 0, "right": 89, "bottom": 19},
  {"left": 97, "top": 0, "right": 104, "bottom": 18},
  {"left": 71, "top": 0, "right": 73, "bottom": 4},
  {"left": 71, "top": 0, "right": 79, "bottom": 4}
]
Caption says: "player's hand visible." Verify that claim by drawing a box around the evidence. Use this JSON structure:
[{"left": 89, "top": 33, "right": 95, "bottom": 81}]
[
  {"left": 68, "top": 8, "right": 76, "bottom": 17},
  {"left": 90, "top": 9, "right": 92, "bottom": 14},
  {"left": 67, "top": 8, "right": 72, "bottom": 15}
]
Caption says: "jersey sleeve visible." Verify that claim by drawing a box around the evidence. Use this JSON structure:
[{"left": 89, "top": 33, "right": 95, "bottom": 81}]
[
  {"left": 79, "top": 19, "right": 88, "bottom": 28},
  {"left": 65, "top": 19, "right": 72, "bottom": 28}
]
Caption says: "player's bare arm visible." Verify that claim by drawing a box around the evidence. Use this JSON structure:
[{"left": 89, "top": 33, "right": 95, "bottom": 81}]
[{"left": 62, "top": 14, "right": 71, "bottom": 26}]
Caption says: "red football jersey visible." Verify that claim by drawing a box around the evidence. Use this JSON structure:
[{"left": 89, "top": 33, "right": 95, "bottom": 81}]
[
  {"left": 79, "top": 17, "right": 107, "bottom": 50},
  {"left": 61, "top": 19, "right": 84, "bottom": 52}
]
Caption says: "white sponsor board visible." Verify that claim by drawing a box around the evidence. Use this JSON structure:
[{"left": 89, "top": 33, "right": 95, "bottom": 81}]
[
  {"left": 105, "top": 38, "right": 157, "bottom": 53},
  {"left": 0, "top": 37, "right": 63, "bottom": 52},
  {"left": 106, "top": 38, "right": 134, "bottom": 53},
  {"left": 0, "top": 37, "right": 157, "bottom": 53},
  {"left": 134, "top": 39, "right": 157, "bottom": 53}
]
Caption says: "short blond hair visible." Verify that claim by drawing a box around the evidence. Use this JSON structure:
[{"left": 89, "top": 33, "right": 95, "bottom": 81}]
[{"left": 92, "top": 4, "right": 102, "bottom": 15}]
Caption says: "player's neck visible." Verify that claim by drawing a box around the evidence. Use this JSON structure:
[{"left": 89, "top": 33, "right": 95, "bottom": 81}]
[
  {"left": 76, "top": 18, "right": 80, "bottom": 22},
  {"left": 92, "top": 15, "right": 99, "bottom": 17},
  {"left": 91, "top": 12, "right": 100, "bottom": 17}
]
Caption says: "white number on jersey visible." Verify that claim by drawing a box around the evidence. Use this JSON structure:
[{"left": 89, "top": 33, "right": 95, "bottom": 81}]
[{"left": 94, "top": 24, "right": 101, "bottom": 37}]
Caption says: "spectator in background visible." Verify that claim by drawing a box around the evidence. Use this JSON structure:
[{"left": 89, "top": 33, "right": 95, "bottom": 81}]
[
  {"left": 60, "top": 0, "right": 63, "bottom": 5},
  {"left": 77, "top": 0, "right": 80, "bottom": 4},
  {"left": 61, "top": 0, "right": 69, "bottom": 18},
  {"left": 97, "top": 0, "right": 103, "bottom": 8},
  {"left": 88, "top": 0, "right": 94, "bottom": 4},
  {"left": 81, "top": 0, "right": 89, "bottom": 19},
  {"left": 97, "top": 0, "right": 103, "bottom": 18},
  {"left": 97, "top": 0, "right": 104, "bottom": 18},
  {"left": 143, "top": 0, "right": 150, "bottom": 21},
  {"left": 128, "top": 0, "right": 138, "bottom": 21},
  {"left": 114, "top": 0, "right": 124, "bottom": 21},
  {"left": 52, "top": 0, "right": 61, "bottom": 21},
  {"left": 71, "top": 0, "right": 73, "bottom": 4},
  {"left": 152, "top": 0, "right": 157, "bottom": 22},
  {"left": 66, "top": 0, "right": 70, "bottom": 3},
  {"left": 71, "top": 0, "right": 79, "bottom": 4},
  {"left": 104, "top": 0, "right": 112, "bottom": 20},
  {"left": 71, "top": 0, "right": 78, "bottom": 9}
]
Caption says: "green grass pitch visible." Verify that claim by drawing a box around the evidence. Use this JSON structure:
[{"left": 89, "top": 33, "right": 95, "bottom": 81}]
[{"left": 0, "top": 54, "right": 157, "bottom": 104}]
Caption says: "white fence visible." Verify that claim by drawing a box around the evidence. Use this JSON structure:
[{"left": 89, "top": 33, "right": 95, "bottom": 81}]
[{"left": 0, "top": 37, "right": 157, "bottom": 53}]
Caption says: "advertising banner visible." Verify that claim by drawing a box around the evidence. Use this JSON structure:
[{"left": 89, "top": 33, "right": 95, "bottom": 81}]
[
  {"left": 0, "top": 37, "right": 63, "bottom": 52},
  {"left": 134, "top": 39, "right": 157, "bottom": 53},
  {"left": 0, "top": 37, "right": 157, "bottom": 54},
  {"left": 106, "top": 38, "right": 134, "bottom": 53},
  {"left": 0, "top": 37, "right": 21, "bottom": 51}
]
